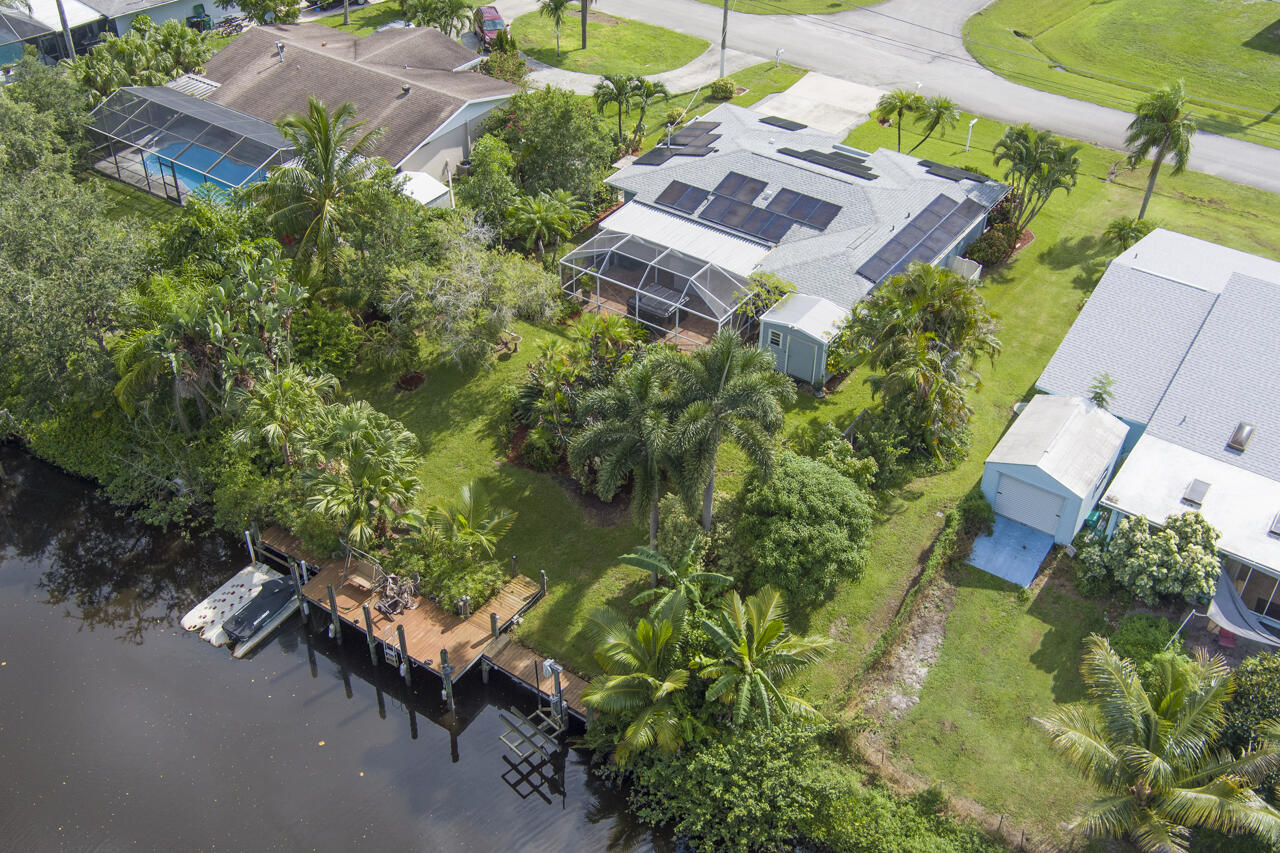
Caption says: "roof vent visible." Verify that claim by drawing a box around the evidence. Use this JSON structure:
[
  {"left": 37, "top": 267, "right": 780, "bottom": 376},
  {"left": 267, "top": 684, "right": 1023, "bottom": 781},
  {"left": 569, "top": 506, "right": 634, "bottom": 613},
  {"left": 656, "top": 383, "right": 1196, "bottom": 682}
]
[
  {"left": 402, "top": 84, "right": 411, "bottom": 94},
  {"left": 1228, "top": 422, "right": 1254, "bottom": 452},
  {"left": 1183, "top": 479, "right": 1210, "bottom": 507},
  {"left": 275, "top": 41, "right": 285, "bottom": 62},
  {"left": 1270, "top": 513, "right": 1280, "bottom": 538}
]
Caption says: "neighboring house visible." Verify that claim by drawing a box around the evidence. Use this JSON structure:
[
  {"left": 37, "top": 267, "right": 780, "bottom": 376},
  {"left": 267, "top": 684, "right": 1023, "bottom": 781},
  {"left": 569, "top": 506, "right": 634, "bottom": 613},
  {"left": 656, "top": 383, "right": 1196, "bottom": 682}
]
[
  {"left": 0, "top": 0, "right": 229, "bottom": 65},
  {"left": 559, "top": 103, "right": 1008, "bottom": 369},
  {"left": 197, "top": 24, "right": 512, "bottom": 181},
  {"left": 1036, "top": 228, "right": 1280, "bottom": 640}
]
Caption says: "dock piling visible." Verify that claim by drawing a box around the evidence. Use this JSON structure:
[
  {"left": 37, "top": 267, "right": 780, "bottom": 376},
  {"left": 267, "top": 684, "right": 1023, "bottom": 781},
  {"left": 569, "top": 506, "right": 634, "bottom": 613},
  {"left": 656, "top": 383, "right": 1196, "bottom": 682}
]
[
  {"left": 539, "top": 569, "right": 547, "bottom": 596},
  {"left": 244, "top": 530, "right": 257, "bottom": 564},
  {"left": 362, "top": 604, "right": 378, "bottom": 666},
  {"left": 326, "top": 584, "right": 342, "bottom": 644},
  {"left": 288, "top": 560, "right": 309, "bottom": 618},
  {"left": 440, "top": 648, "right": 455, "bottom": 712},
  {"left": 490, "top": 611, "right": 499, "bottom": 638},
  {"left": 397, "top": 624, "right": 411, "bottom": 687},
  {"left": 481, "top": 659, "right": 491, "bottom": 684}
]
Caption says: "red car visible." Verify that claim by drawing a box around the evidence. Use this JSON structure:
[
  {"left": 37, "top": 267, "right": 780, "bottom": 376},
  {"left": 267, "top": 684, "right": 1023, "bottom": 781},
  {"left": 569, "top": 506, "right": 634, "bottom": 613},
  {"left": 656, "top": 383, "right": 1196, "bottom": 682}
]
[{"left": 472, "top": 5, "right": 507, "bottom": 51}]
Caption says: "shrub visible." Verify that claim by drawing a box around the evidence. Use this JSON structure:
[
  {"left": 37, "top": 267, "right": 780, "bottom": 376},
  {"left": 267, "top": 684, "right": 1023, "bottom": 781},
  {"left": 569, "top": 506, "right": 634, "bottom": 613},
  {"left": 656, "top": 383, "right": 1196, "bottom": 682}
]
[
  {"left": 963, "top": 222, "right": 1019, "bottom": 266},
  {"left": 849, "top": 409, "right": 909, "bottom": 490},
  {"left": 383, "top": 537, "right": 508, "bottom": 609},
  {"left": 663, "top": 107, "right": 683, "bottom": 127},
  {"left": 1109, "top": 613, "right": 1179, "bottom": 670},
  {"left": 1073, "top": 537, "right": 1117, "bottom": 597},
  {"left": 1221, "top": 652, "right": 1280, "bottom": 755},
  {"left": 519, "top": 423, "right": 560, "bottom": 471},
  {"left": 294, "top": 305, "right": 362, "bottom": 377},
  {"left": 725, "top": 450, "right": 875, "bottom": 607},
  {"left": 1105, "top": 512, "right": 1220, "bottom": 605},
  {"left": 956, "top": 487, "right": 994, "bottom": 537},
  {"left": 709, "top": 77, "right": 736, "bottom": 100},
  {"left": 986, "top": 195, "right": 1016, "bottom": 226}
]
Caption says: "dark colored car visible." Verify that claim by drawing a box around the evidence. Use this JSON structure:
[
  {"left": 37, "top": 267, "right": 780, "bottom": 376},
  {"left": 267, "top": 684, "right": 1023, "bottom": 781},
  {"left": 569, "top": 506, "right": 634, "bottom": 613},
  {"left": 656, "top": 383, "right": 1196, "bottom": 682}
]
[
  {"left": 223, "top": 578, "right": 295, "bottom": 644},
  {"left": 316, "top": 0, "right": 367, "bottom": 12},
  {"left": 472, "top": 5, "right": 506, "bottom": 50}
]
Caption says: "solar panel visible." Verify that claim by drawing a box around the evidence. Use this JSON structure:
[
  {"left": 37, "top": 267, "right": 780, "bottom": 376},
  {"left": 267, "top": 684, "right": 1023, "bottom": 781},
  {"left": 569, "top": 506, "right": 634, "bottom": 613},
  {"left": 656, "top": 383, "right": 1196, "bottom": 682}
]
[
  {"left": 760, "top": 115, "right": 807, "bottom": 131},
  {"left": 655, "top": 180, "right": 709, "bottom": 214},
  {"left": 671, "top": 146, "right": 715, "bottom": 157},
  {"left": 857, "top": 194, "right": 965, "bottom": 284},
  {"left": 777, "top": 147, "right": 877, "bottom": 180},
  {"left": 763, "top": 187, "right": 842, "bottom": 230},
  {"left": 713, "top": 172, "right": 767, "bottom": 203},
  {"left": 808, "top": 200, "right": 841, "bottom": 229},
  {"left": 915, "top": 198, "right": 985, "bottom": 259},
  {"left": 671, "top": 123, "right": 720, "bottom": 145},
  {"left": 918, "top": 159, "right": 990, "bottom": 183},
  {"left": 700, "top": 195, "right": 753, "bottom": 230},
  {"left": 634, "top": 146, "right": 675, "bottom": 166},
  {"left": 765, "top": 188, "right": 800, "bottom": 215}
]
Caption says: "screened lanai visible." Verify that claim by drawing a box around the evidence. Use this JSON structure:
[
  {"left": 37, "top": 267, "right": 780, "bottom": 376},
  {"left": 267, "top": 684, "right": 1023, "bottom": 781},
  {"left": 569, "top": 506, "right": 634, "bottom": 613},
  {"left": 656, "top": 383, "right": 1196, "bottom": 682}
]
[
  {"left": 88, "top": 86, "right": 294, "bottom": 204},
  {"left": 560, "top": 230, "right": 755, "bottom": 350}
]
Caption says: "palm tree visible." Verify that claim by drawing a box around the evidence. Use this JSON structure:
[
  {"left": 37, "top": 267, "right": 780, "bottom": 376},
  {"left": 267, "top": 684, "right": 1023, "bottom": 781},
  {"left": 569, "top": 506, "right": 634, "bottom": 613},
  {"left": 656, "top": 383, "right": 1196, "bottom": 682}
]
[
  {"left": 538, "top": 0, "right": 573, "bottom": 57},
  {"left": 1126, "top": 80, "right": 1197, "bottom": 219},
  {"left": 1103, "top": 216, "right": 1156, "bottom": 251},
  {"left": 694, "top": 586, "right": 832, "bottom": 728},
  {"left": 432, "top": 0, "right": 473, "bottom": 38},
  {"left": 993, "top": 123, "right": 1082, "bottom": 235},
  {"left": 625, "top": 539, "right": 732, "bottom": 617},
  {"left": 874, "top": 88, "right": 924, "bottom": 152},
  {"left": 568, "top": 311, "right": 640, "bottom": 361},
  {"left": 251, "top": 97, "right": 384, "bottom": 277},
  {"left": 629, "top": 79, "right": 669, "bottom": 148},
  {"left": 1038, "top": 635, "right": 1280, "bottom": 853},
  {"left": 594, "top": 73, "right": 637, "bottom": 144},
  {"left": 660, "top": 329, "right": 796, "bottom": 531},
  {"left": 581, "top": 603, "right": 694, "bottom": 764},
  {"left": 426, "top": 480, "right": 516, "bottom": 557},
  {"left": 570, "top": 361, "right": 673, "bottom": 546},
  {"left": 507, "top": 192, "right": 574, "bottom": 255},
  {"left": 230, "top": 364, "right": 337, "bottom": 466},
  {"left": 908, "top": 95, "right": 960, "bottom": 154},
  {"left": 865, "top": 330, "right": 975, "bottom": 459}
]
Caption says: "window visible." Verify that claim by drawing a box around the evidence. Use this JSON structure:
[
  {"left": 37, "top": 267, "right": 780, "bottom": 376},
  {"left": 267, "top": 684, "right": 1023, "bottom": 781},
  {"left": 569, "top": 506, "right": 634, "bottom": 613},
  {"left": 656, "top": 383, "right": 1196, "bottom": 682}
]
[{"left": 768, "top": 330, "right": 782, "bottom": 347}]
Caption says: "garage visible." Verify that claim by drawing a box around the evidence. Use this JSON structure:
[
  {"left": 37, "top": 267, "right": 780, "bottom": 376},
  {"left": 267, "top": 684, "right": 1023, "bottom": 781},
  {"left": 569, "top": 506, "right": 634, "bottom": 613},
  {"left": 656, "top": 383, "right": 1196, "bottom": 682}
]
[{"left": 993, "top": 474, "right": 1065, "bottom": 536}]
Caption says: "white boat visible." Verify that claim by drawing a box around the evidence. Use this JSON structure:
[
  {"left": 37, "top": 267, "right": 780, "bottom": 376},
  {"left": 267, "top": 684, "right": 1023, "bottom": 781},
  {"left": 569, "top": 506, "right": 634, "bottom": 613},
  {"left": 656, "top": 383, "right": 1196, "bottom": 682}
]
[{"left": 181, "top": 563, "right": 285, "bottom": 648}]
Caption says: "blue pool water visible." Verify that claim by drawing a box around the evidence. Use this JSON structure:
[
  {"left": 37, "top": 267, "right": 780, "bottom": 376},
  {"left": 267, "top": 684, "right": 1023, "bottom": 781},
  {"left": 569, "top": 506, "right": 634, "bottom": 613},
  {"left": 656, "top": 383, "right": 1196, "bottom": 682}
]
[{"left": 144, "top": 142, "right": 265, "bottom": 193}]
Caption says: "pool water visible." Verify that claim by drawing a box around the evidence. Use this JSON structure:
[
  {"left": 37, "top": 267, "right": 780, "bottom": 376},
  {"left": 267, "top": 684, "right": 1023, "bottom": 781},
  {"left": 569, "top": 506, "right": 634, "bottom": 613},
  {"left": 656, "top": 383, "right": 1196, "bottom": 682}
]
[{"left": 144, "top": 142, "right": 265, "bottom": 193}]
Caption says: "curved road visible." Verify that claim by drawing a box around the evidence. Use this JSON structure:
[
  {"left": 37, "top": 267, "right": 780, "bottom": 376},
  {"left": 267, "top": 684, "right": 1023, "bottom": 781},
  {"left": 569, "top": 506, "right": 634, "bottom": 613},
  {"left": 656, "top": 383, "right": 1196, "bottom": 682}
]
[{"left": 574, "top": 0, "right": 1280, "bottom": 194}]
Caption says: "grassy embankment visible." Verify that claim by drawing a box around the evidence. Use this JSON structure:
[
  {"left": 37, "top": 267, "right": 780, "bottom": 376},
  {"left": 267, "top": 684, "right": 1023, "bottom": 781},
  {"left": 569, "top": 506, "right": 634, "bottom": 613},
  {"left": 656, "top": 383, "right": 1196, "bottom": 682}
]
[
  {"left": 511, "top": 6, "right": 708, "bottom": 77},
  {"left": 965, "top": 0, "right": 1280, "bottom": 148}
]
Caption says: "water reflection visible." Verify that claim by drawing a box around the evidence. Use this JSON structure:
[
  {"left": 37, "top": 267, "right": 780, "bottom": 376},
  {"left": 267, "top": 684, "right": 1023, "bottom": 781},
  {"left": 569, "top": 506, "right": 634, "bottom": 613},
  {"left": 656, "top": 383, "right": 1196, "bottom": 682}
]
[{"left": 0, "top": 445, "right": 665, "bottom": 852}]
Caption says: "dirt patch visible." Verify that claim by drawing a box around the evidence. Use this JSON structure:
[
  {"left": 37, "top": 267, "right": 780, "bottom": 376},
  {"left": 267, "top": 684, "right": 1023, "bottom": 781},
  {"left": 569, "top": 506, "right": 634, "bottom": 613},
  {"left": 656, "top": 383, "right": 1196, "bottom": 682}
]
[
  {"left": 859, "top": 578, "right": 954, "bottom": 721},
  {"left": 553, "top": 473, "right": 631, "bottom": 527},
  {"left": 585, "top": 9, "right": 620, "bottom": 25}
]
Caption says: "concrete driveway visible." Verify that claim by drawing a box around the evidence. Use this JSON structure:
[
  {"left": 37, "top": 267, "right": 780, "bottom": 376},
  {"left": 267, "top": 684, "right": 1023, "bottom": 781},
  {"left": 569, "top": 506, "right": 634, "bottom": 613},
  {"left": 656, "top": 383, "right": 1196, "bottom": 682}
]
[{"left": 753, "top": 72, "right": 884, "bottom": 135}]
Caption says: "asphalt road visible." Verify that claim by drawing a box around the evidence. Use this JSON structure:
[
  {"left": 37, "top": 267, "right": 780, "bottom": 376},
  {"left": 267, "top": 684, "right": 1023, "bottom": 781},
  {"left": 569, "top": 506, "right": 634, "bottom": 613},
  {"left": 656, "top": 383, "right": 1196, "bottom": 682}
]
[{"left": 569, "top": 0, "right": 1280, "bottom": 194}]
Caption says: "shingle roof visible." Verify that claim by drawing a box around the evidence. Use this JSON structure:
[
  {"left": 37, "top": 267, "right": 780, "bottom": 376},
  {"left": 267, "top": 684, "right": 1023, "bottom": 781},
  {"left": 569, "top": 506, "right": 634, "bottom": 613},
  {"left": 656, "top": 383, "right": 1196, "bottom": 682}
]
[
  {"left": 607, "top": 103, "right": 1007, "bottom": 311},
  {"left": 202, "top": 25, "right": 513, "bottom": 167}
]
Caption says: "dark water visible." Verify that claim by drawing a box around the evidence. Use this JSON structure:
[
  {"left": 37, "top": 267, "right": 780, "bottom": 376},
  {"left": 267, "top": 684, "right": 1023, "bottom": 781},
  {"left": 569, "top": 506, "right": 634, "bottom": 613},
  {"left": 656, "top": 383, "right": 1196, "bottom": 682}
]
[{"left": 0, "top": 447, "right": 662, "bottom": 852}]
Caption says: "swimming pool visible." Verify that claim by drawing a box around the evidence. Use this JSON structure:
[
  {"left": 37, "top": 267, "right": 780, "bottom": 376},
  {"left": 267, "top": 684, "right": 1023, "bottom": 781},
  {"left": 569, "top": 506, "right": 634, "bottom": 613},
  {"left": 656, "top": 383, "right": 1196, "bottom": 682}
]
[{"left": 143, "top": 142, "right": 266, "bottom": 194}]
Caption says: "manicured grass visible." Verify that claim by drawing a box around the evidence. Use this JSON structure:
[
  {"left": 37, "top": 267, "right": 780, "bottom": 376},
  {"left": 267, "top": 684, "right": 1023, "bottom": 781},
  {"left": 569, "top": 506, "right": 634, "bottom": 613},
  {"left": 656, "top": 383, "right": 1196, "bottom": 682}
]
[
  {"left": 691, "top": 0, "right": 877, "bottom": 14},
  {"left": 511, "top": 5, "right": 708, "bottom": 76},
  {"left": 315, "top": 3, "right": 411, "bottom": 36},
  {"left": 964, "top": 0, "right": 1280, "bottom": 148},
  {"left": 86, "top": 173, "right": 181, "bottom": 222},
  {"left": 343, "top": 322, "right": 648, "bottom": 674}
]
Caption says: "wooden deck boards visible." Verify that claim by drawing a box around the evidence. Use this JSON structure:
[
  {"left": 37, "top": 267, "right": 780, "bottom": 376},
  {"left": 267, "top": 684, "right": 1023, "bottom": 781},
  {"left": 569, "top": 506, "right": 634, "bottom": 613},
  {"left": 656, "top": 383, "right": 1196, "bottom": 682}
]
[{"left": 485, "top": 635, "right": 590, "bottom": 718}]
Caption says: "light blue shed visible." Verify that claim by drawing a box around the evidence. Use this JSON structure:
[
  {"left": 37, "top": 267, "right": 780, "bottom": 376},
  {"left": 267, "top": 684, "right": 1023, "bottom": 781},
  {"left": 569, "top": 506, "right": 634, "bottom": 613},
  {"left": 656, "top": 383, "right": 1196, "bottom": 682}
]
[
  {"left": 758, "top": 293, "right": 848, "bottom": 387},
  {"left": 981, "top": 395, "right": 1127, "bottom": 544}
]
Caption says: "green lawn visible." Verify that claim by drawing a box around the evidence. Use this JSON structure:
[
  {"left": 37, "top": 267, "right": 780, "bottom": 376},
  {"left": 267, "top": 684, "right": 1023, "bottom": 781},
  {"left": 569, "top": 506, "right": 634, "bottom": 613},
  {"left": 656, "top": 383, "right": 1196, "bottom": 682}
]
[
  {"left": 87, "top": 173, "right": 180, "bottom": 222},
  {"left": 691, "top": 0, "right": 877, "bottom": 14},
  {"left": 964, "top": 0, "right": 1280, "bottom": 148},
  {"left": 511, "top": 6, "right": 708, "bottom": 76},
  {"left": 315, "top": 3, "right": 411, "bottom": 36}
]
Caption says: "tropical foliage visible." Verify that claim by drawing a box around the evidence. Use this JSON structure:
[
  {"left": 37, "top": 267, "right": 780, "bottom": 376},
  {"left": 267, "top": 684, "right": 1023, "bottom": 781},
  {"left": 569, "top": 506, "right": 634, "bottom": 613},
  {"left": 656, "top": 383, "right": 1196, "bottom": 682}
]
[
  {"left": 64, "top": 17, "right": 212, "bottom": 104},
  {"left": 993, "top": 123, "right": 1083, "bottom": 235},
  {"left": 909, "top": 95, "right": 960, "bottom": 153},
  {"left": 427, "top": 479, "right": 516, "bottom": 557},
  {"left": 624, "top": 539, "right": 732, "bottom": 617},
  {"left": 873, "top": 88, "right": 924, "bottom": 152},
  {"left": 1039, "top": 636, "right": 1280, "bottom": 852},
  {"left": 1081, "top": 511, "right": 1221, "bottom": 605},
  {"left": 1127, "top": 80, "right": 1197, "bottom": 220},
  {"left": 1104, "top": 215, "right": 1157, "bottom": 251},
  {"left": 403, "top": 0, "right": 473, "bottom": 36}
]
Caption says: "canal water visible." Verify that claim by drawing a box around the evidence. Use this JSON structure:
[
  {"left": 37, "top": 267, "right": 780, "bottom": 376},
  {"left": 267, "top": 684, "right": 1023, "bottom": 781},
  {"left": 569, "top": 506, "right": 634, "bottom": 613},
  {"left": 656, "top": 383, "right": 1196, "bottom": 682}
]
[{"left": 0, "top": 447, "right": 663, "bottom": 852}]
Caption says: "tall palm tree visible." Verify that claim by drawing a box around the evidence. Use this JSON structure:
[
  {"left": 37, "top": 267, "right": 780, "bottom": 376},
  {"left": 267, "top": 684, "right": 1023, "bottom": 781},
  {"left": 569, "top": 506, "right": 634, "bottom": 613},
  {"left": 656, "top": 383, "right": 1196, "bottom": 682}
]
[
  {"left": 426, "top": 480, "right": 516, "bottom": 557},
  {"left": 629, "top": 79, "right": 669, "bottom": 148},
  {"left": 251, "top": 97, "right": 384, "bottom": 277},
  {"left": 507, "top": 192, "right": 574, "bottom": 255},
  {"left": 1103, "top": 215, "right": 1155, "bottom": 251},
  {"left": 865, "top": 330, "right": 974, "bottom": 460},
  {"left": 538, "top": 0, "right": 573, "bottom": 57},
  {"left": 694, "top": 586, "right": 832, "bottom": 728},
  {"left": 1038, "top": 635, "right": 1280, "bottom": 853},
  {"left": 230, "top": 364, "right": 338, "bottom": 466},
  {"left": 1126, "top": 80, "right": 1197, "bottom": 219},
  {"left": 581, "top": 603, "right": 693, "bottom": 764},
  {"left": 625, "top": 538, "right": 733, "bottom": 617},
  {"left": 594, "top": 73, "right": 637, "bottom": 144},
  {"left": 570, "top": 361, "right": 673, "bottom": 546},
  {"left": 993, "top": 123, "right": 1082, "bottom": 235},
  {"left": 660, "top": 329, "right": 795, "bottom": 531},
  {"left": 432, "top": 0, "right": 473, "bottom": 38},
  {"left": 908, "top": 95, "right": 960, "bottom": 154},
  {"left": 874, "top": 88, "right": 924, "bottom": 152}
]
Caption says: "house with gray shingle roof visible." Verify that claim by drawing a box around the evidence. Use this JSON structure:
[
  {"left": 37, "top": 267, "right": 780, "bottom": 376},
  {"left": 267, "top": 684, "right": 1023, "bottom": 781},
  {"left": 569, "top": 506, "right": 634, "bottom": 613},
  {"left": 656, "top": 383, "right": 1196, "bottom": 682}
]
[
  {"left": 559, "top": 103, "right": 1008, "bottom": 371},
  {"left": 1035, "top": 228, "right": 1280, "bottom": 644}
]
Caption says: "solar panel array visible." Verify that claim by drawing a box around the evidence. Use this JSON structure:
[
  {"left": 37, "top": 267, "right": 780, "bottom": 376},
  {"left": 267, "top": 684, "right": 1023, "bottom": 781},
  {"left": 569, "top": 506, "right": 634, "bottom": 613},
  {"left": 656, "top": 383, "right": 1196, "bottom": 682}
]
[
  {"left": 635, "top": 121, "right": 721, "bottom": 165},
  {"left": 918, "top": 159, "right": 990, "bottom": 183},
  {"left": 699, "top": 196, "right": 794, "bottom": 244},
  {"left": 655, "top": 180, "right": 711, "bottom": 214},
  {"left": 857, "top": 195, "right": 988, "bottom": 284},
  {"left": 713, "top": 172, "right": 767, "bottom": 203},
  {"left": 759, "top": 115, "right": 807, "bottom": 131},
  {"left": 778, "top": 147, "right": 877, "bottom": 181},
  {"left": 765, "top": 188, "right": 842, "bottom": 230},
  {"left": 634, "top": 147, "right": 675, "bottom": 166}
]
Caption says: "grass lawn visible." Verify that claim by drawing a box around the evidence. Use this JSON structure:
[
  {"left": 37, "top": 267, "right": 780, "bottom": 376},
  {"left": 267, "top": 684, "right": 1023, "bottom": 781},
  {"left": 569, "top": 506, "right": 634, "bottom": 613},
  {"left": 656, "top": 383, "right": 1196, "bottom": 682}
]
[
  {"left": 315, "top": 3, "right": 411, "bottom": 36},
  {"left": 691, "top": 0, "right": 877, "bottom": 14},
  {"left": 87, "top": 173, "right": 181, "bottom": 222},
  {"left": 511, "top": 6, "right": 708, "bottom": 76},
  {"left": 964, "top": 0, "right": 1280, "bottom": 148}
]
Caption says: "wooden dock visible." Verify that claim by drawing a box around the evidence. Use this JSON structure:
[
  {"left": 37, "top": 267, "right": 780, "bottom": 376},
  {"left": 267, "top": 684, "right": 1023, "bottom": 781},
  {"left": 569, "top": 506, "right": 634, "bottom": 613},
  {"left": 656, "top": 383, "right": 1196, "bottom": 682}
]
[{"left": 484, "top": 635, "right": 590, "bottom": 720}]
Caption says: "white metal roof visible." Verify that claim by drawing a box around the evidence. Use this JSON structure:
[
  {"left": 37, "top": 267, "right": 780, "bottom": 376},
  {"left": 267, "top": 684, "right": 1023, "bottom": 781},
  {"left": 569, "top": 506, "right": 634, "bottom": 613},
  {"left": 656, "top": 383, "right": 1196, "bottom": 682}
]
[
  {"left": 399, "top": 170, "right": 449, "bottom": 206},
  {"left": 165, "top": 74, "right": 221, "bottom": 99},
  {"left": 761, "top": 293, "right": 847, "bottom": 342},
  {"left": 1102, "top": 433, "right": 1280, "bottom": 574},
  {"left": 1113, "top": 227, "right": 1280, "bottom": 295},
  {"left": 987, "top": 395, "right": 1127, "bottom": 498},
  {"left": 28, "top": 0, "right": 101, "bottom": 29},
  {"left": 599, "top": 201, "right": 770, "bottom": 277}
]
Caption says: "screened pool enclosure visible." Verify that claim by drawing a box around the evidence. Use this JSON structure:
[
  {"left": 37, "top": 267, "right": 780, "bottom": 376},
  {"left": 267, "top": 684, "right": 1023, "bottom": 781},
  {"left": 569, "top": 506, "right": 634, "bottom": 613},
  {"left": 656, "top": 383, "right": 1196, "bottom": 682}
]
[
  {"left": 560, "top": 231, "right": 753, "bottom": 349},
  {"left": 88, "top": 87, "right": 294, "bottom": 204}
]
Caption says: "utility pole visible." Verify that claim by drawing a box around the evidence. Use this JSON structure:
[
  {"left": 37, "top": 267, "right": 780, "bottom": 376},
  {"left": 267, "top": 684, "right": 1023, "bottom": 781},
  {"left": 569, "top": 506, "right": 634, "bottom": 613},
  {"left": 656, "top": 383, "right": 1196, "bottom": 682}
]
[
  {"left": 719, "top": 0, "right": 729, "bottom": 78},
  {"left": 54, "top": 0, "right": 74, "bottom": 60},
  {"left": 342, "top": 0, "right": 349, "bottom": 27},
  {"left": 580, "top": 0, "right": 588, "bottom": 50}
]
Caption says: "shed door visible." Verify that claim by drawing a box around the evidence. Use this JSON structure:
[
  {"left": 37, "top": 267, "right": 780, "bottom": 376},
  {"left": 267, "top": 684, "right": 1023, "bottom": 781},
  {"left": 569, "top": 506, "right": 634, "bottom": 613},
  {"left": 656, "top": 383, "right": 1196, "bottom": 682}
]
[
  {"left": 786, "top": 338, "right": 819, "bottom": 385},
  {"left": 994, "top": 474, "right": 1065, "bottom": 535}
]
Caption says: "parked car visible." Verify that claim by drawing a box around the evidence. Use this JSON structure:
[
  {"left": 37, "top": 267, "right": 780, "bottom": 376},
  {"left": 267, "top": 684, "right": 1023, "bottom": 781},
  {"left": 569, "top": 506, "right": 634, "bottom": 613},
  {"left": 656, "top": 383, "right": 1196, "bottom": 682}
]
[
  {"left": 472, "top": 5, "right": 506, "bottom": 51},
  {"left": 316, "top": 0, "right": 367, "bottom": 12}
]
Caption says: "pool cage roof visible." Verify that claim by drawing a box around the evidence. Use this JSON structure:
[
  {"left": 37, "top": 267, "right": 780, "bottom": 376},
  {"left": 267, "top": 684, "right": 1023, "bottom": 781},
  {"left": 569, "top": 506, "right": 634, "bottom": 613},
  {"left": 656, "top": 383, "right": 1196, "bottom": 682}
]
[
  {"left": 560, "top": 230, "right": 752, "bottom": 323},
  {"left": 88, "top": 86, "right": 294, "bottom": 189}
]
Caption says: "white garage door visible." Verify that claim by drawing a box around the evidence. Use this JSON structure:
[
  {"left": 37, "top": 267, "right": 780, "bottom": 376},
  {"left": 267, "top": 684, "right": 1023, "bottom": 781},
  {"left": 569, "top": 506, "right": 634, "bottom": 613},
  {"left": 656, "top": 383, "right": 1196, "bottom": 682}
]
[{"left": 994, "top": 474, "right": 1065, "bottom": 535}]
